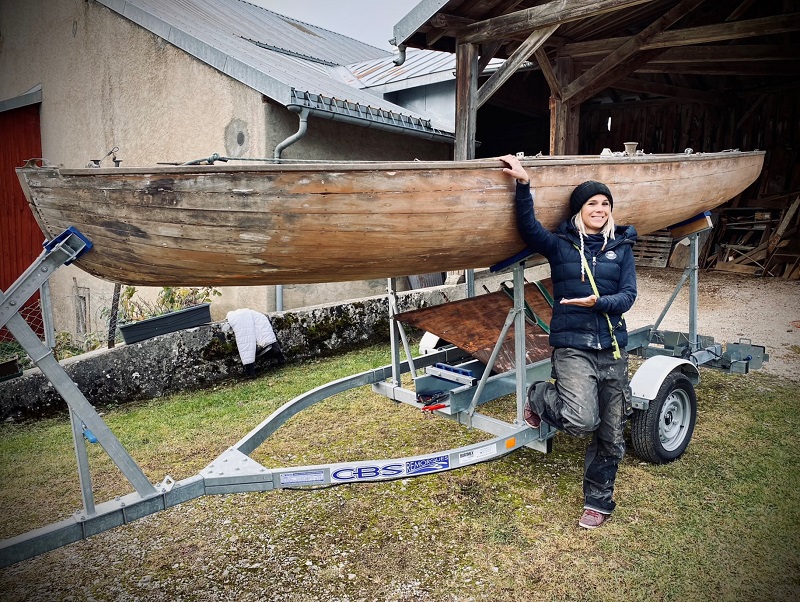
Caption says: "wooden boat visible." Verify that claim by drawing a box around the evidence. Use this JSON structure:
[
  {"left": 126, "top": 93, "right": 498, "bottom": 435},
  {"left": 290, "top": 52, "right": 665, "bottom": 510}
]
[{"left": 16, "top": 151, "right": 764, "bottom": 286}]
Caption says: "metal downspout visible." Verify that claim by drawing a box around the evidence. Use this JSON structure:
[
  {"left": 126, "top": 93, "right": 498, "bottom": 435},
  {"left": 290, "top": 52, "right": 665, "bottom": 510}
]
[
  {"left": 274, "top": 106, "right": 310, "bottom": 160},
  {"left": 272, "top": 107, "right": 310, "bottom": 311},
  {"left": 393, "top": 45, "right": 407, "bottom": 66}
]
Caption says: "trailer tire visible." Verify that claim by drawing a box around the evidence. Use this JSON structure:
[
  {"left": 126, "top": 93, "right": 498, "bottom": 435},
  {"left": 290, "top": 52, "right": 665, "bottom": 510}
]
[{"left": 630, "top": 372, "right": 697, "bottom": 464}]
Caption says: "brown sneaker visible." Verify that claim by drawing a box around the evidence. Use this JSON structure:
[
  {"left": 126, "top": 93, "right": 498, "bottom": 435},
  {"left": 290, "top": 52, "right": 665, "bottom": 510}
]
[
  {"left": 524, "top": 381, "right": 543, "bottom": 428},
  {"left": 523, "top": 404, "right": 541, "bottom": 428},
  {"left": 579, "top": 509, "right": 611, "bottom": 529}
]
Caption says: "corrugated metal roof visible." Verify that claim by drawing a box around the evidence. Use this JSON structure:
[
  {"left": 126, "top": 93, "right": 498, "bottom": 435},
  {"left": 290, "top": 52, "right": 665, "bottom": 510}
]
[
  {"left": 97, "top": 0, "right": 455, "bottom": 136},
  {"left": 343, "top": 47, "right": 505, "bottom": 93}
]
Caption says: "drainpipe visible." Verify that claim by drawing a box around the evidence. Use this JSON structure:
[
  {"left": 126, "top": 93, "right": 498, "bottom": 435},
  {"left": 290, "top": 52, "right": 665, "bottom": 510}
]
[
  {"left": 272, "top": 106, "right": 310, "bottom": 311},
  {"left": 274, "top": 106, "right": 310, "bottom": 160},
  {"left": 393, "top": 44, "right": 407, "bottom": 66}
]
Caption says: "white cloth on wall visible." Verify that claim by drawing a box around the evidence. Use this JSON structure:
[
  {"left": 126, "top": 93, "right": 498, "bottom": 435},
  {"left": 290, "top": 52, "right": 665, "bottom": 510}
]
[{"left": 226, "top": 308, "right": 277, "bottom": 365}]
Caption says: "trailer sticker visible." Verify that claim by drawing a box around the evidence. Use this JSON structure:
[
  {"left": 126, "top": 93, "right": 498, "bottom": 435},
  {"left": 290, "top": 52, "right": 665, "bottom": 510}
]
[
  {"left": 331, "top": 462, "right": 405, "bottom": 482},
  {"left": 406, "top": 455, "right": 450, "bottom": 475},
  {"left": 280, "top": 470, "right": 326, "bottom": 486},
  {"left": 458, "top": 443, "right": 498, "bottom": 466}
]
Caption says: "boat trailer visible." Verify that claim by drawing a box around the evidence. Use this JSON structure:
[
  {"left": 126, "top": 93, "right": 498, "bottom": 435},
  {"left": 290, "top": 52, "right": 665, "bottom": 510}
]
[{"left": 0, "top": 222, "right": 767, "bottom": 567}]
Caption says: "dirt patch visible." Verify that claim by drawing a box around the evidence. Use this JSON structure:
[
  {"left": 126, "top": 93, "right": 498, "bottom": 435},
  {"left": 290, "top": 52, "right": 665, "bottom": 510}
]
[{"left": 627, "top": 266, "right": 800, "bottom": 380}]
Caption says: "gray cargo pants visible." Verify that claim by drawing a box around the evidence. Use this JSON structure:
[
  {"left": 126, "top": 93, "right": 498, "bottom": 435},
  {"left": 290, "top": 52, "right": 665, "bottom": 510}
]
[{"left": 528, "top": 347, "right": 630, "bottom": 514}]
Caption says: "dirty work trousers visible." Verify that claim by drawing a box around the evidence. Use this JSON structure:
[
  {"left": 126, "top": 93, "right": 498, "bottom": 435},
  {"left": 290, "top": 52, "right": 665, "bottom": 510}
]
[{"left": 528, "top": 347, "right": 630, "bottom": 514}]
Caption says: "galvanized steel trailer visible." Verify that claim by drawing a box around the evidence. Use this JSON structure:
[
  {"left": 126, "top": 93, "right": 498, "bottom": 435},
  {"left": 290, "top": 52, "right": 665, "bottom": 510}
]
[{"left": 0, "top": 225, "right": 766, "bottom": 567}]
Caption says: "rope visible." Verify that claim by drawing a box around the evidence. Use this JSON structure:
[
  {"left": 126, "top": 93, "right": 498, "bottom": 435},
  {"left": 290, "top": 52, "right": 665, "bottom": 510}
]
[{"left": 179, "top": 153, "right": 423, "bottom": 165}]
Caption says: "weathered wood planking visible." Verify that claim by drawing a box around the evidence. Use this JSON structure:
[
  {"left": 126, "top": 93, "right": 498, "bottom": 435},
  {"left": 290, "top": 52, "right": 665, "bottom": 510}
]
[
  {"left": 17, "top": 152, "right": 764, "bottom": 286},
  {"left": 396, "top": 281, "right": 555, "bottom": 374}
]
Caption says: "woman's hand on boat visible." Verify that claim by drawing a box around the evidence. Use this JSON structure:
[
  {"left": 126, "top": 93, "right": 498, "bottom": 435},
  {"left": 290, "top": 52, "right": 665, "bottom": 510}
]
[
  {"left": 560, "top": 295, "right": 597, "bottom": 307},
  {"left": 498, "top": 154, "right": 529, "bottom": 184}
]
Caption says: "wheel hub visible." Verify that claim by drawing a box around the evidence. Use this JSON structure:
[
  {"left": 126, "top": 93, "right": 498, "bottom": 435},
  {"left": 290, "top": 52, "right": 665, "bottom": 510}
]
[{"left": 659, "top": 391, "right": 690, "bottom": 451}]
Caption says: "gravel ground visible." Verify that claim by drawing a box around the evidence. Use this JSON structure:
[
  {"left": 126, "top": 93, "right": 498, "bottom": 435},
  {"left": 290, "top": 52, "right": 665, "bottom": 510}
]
[{"left": 627, "top": 266, "right": 800, "bottom": 381}]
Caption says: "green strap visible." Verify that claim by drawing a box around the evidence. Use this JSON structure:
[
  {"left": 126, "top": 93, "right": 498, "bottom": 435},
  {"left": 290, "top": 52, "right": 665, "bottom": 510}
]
[
  {"left": 573, "top": 246, "right": 622, "bottom": 360},
  {"left": 534, "top": 280, "right": 554, "bottom": 308},
  {"left": 500, "top": 281, "right": 551, "bottom": 334}
]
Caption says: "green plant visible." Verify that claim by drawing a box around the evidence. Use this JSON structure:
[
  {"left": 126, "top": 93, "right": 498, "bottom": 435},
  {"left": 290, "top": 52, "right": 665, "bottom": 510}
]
[
  {"left": 118, "top": 286, "right": 221, "bottom": 323},
  {"left": 0, "top": 341, "right": 25, "bottom": 365},
  {"left": 53, "top": 331, "right": 86, "bottom": 360}
]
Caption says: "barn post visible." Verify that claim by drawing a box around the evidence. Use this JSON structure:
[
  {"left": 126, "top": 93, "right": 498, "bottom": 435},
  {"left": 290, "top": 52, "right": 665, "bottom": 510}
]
[
  {"left": 550, "top": 54, "right": 580, "bottom": 155},
  {"left": 447, "top": 41, "right": 480, "bottom": 289}
]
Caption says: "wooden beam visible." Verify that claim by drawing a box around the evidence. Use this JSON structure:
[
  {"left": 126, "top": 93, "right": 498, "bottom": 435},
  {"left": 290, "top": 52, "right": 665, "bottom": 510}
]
[
  {"left": 454, "top": 42, "right": 478, "bottom": 160},
  {"left": 635, "top": 62, "right": 800, "bottom": 75},
  {"left": 559, "top": 37, "right": 627, "bottom": 58},
  {"left": 726, "top": 0, "right": 759, "bottom": 21},
  {"left": 650, "top": 45, "right": 799, "bottom": 63},
  {"left": 562, "top": 0, "right": 708, "bottom": 106},
  {"left": 550, "top": 55, "right": 579, "bottom": 155},
  {"left": 458, "top": 0, "right": 655, "bottom": 45},
  {"left": 714, "top": 262, "right": 760, "bottom": 274},
  {"left": 561, "top": 13, "right": 800, "bottom": 57},
  {"left": 489, "top": 0, "right": 528, "bottom": 18},
  {"left": 643, "top": 13, "right": 800, "bottom": 49},
  {"left": 477, "top": 40, "right": 504, "bottom": 75},
  {"left": 736, "top": 94, "right": 768, "bottom": 129},
  {"left": 430, "top": 13, "right": 476, "bottom": 29},
  {"left": 476, "top": 25, "right": 557, "bottom": 109},
  {"left": 426, "top": 13, "right": 476, "bottom": 46},
  {"left": 535, "top": 47, "right": 561, "bottom": 100},
  {"left": 768, "top": 197, "right": 800, "bottom": 254}
]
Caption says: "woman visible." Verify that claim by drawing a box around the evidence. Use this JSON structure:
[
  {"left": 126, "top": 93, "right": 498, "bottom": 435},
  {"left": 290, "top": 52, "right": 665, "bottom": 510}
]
[{"left": 499, "top": 154, "right": 637, "bottom": 529}]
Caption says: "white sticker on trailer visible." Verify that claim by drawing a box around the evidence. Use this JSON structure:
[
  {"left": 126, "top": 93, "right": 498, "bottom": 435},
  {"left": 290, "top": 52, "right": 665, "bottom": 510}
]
[
  {"left": 280, "top": 470, "right": 326, "bottom": 485},
  {"left": 459, "top": 443, "right": 498, "bottom": 465}
]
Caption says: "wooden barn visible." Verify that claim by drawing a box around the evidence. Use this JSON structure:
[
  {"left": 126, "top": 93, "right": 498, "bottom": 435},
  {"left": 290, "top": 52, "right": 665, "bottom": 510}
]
[{"left": 395, "top": 0, "right": 800, "bottom": 277}]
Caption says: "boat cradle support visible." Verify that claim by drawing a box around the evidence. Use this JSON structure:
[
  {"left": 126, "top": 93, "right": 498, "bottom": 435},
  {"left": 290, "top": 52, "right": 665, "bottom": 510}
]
[{"left": 624, "top": 230, "right": 768, "bottom": 411}]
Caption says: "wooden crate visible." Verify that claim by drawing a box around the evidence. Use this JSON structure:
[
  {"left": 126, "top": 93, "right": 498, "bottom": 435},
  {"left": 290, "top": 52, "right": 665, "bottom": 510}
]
[{"left": 634, "top": 230, "right": 673, "bottom": 268}]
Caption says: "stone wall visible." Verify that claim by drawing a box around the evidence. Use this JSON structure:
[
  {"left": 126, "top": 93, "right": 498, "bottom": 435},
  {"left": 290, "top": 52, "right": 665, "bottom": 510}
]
[
  {"left": 0, "top": 263, "right": 551, "bottom": 422},
  {"left": 0, "top": 288, "right": 436, "bottom": 422}
]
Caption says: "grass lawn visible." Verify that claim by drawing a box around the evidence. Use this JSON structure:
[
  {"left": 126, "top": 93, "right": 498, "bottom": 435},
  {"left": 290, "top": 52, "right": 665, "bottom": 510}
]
[{"left": 0, "top": 343, "right": 798, "bottom": 601}]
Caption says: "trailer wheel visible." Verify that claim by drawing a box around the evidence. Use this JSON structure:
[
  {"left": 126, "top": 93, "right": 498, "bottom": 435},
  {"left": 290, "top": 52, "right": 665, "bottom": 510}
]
[{"left": 631, "top": 372, "right": 697, "bottom": 464}]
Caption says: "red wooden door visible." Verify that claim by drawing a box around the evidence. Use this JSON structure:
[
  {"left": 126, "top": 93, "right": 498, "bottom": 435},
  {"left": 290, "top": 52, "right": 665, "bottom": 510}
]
[{"left": 1, "top": 103, "right": 44, "bottom": 339}]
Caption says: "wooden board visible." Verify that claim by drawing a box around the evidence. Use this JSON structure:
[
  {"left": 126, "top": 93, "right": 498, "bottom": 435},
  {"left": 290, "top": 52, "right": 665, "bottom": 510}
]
[{"left": 396, "top": 281, "right": 554, "bottom": 373}]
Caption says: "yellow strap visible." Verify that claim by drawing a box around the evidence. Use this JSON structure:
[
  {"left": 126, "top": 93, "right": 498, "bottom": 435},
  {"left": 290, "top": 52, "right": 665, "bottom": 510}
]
[{"left": 575, "top": 248, "right": 622, "bottom": 360}]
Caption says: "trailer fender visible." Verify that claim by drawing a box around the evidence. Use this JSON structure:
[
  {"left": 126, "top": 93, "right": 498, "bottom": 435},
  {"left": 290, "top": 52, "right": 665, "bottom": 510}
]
[{"left": 630, "top": 355, "right": 700, "bottom": 410}]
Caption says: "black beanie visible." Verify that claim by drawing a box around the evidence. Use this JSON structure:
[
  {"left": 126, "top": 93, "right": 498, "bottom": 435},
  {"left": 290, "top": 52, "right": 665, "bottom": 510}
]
[{"left": 569, "top": 181, "right": 613, "bottom": 216}]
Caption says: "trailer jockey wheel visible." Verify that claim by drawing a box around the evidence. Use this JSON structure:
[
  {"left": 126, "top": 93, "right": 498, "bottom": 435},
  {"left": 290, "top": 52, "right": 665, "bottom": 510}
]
[{"left": 631, "top": 372, "right": 697, "bottom": 464}]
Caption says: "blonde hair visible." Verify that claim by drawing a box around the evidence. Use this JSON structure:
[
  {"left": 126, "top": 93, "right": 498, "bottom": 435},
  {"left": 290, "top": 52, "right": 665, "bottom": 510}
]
[
  {"left": 572, "top": 211, "right": 616, "bottom": 241},
  {"left": 572, "top": 212, "right": 616, "bottom": 281}
]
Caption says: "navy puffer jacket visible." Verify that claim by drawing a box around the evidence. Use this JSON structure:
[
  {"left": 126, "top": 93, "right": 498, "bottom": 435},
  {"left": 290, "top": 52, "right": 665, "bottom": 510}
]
[{"left": 515, "top": 182, "right": 638, "bottom": 351}]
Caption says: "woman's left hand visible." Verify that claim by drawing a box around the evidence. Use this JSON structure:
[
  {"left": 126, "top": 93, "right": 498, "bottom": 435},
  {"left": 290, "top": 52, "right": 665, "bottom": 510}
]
[
  {"left": 498, "top": 154, "right": 529, "bottom": 184},
  {"left": 560, "top": 295, "right": 597, "bottom": 307}
]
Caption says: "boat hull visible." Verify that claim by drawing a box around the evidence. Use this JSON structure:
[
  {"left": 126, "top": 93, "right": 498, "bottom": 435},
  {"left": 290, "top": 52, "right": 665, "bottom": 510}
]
[{"left": 16, "top": 152, "right": 764, "bottom": 286}]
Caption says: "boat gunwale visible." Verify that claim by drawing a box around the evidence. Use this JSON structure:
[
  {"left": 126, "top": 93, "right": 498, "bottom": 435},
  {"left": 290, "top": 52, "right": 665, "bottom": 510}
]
[{"left": 22, "top": 150, "right": 766, "bottom": 177}]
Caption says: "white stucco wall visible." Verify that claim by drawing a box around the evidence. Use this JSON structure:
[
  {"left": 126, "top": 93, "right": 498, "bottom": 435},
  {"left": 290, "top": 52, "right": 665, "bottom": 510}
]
[{"left": 0, "top": 0, "right": 451, "bottom": 343}]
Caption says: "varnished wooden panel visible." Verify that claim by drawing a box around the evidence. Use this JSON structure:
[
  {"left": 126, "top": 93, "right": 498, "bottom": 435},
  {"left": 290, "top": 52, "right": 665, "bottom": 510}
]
[{"left": 396, "top": 281, "right": 554, "bottom": 373}]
